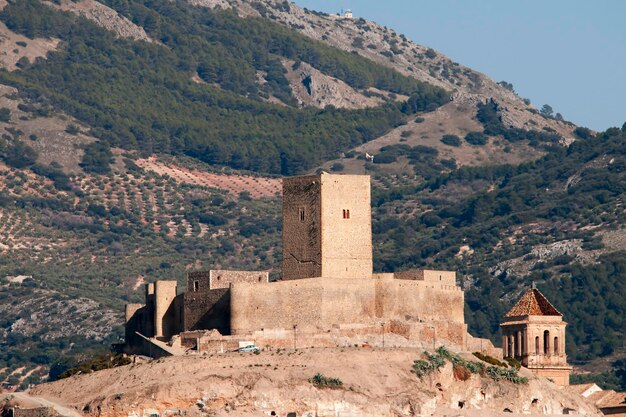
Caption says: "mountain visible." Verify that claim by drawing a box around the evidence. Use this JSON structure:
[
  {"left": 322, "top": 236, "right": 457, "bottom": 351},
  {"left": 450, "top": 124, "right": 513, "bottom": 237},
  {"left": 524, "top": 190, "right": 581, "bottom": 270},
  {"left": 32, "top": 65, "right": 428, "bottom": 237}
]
[{"left": 0, "top": 0, "right": 623, "bottom": 391}]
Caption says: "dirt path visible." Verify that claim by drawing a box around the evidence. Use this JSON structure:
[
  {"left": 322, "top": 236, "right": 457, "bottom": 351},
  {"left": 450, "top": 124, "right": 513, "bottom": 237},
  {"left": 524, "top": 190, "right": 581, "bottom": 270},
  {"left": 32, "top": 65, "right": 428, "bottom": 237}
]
[{"left": 11, "top": 392, "right": 84, "bottom": 417}]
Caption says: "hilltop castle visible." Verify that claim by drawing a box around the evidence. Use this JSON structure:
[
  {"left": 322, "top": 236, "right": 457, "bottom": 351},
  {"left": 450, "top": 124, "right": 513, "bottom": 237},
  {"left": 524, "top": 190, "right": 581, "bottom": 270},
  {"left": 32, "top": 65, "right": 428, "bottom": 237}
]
[{"left": 123, "top": 172, "right": 570, "bottom": 385}]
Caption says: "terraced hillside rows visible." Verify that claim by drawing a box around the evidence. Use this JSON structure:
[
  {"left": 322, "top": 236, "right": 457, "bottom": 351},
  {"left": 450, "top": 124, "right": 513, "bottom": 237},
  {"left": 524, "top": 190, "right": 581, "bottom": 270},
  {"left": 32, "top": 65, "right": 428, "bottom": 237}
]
[
  {"left": 0, "top": 161, "right": 282, "bottom": 381},
  {"left": 136, "top": 157, "right": 282, "bottom": 199},
  {"left": 0, "top": 0, "right": 623, "bottom": 392}
]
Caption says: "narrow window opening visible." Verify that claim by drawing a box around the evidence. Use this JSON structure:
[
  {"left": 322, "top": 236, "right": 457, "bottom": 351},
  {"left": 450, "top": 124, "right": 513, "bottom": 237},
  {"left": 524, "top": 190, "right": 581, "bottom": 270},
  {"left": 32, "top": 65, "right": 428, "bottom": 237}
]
[
  {"left": 193, "top": 280, "right": 199, "bottom": 292},
  {"left": 299, "top": 207, "right": 305, "bottom": 222},
  {"left": 554, "top": 336, "right": 559, "bottom": 355},
  {"left": 343, "top": 209, "right": 350, "bottom": 219},
  {"left": 544, "top": 330, "right": 550, "bottom": 355},
  {"left": 535, "top": 336, "right": 540, "bottom": 354}
]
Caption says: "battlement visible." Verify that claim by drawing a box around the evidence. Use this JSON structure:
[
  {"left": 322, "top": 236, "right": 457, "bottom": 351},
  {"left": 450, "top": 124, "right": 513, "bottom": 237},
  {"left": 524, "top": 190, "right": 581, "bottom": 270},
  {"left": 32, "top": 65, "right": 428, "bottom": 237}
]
[
  {"left": 187, "top": 269, "right": 269, "bottom": 292},
  {"left": 394, "top": 269, "right": 457, "bottom": 286}
]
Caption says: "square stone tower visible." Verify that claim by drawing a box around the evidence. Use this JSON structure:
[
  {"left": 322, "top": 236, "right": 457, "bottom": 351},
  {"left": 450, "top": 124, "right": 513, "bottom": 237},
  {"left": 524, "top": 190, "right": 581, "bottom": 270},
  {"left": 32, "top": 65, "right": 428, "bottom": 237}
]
[{"left": 282, "top": 172, "right": 372, "bottom": 280}]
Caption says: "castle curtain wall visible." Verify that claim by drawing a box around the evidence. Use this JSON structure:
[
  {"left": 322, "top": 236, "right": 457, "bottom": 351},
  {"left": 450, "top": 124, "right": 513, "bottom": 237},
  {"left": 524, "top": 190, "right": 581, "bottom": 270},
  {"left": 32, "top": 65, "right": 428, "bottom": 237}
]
[
  {"left": 229, "top": 276, "right": 465, "bottom": 336},
  {"left": 185, "top": 287, "right": 230, "bottom": 334}
]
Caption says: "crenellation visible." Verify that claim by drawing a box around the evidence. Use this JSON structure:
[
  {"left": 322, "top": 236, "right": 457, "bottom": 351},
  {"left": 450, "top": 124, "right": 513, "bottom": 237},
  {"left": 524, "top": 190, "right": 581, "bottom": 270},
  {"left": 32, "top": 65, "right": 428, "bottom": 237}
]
[
  {"left": 394, "top": 269, "right": 457, "bottom": 285},
  {"left": 209, "top": 269, "right": 269, "bottom": 289}
]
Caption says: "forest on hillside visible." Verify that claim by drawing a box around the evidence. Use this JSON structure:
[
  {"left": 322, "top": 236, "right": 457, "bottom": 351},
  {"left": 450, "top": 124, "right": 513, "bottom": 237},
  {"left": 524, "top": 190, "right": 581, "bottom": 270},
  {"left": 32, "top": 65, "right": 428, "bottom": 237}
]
[
  {"left": 372, "top": 126, "right": 626, "bottom": 364},
  {"left": 0, "top": 0, "right": 448, "bottom": 175}
]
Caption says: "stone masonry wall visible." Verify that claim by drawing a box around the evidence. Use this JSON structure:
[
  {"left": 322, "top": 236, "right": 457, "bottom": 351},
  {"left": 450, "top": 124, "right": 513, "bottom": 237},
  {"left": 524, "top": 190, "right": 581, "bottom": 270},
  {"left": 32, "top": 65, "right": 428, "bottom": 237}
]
[
  {"left": 144, "top": 283, "right": 155, "bottom": 337},
  {"left": 187, "top": 270, "right": 210, "bottom": 294},
  {"left": 282, "top": 175, "right": 322, "bottom": 280},
  {"left": 320, "top": 173, "right": 372, "bottom": 279},
  {"left": 154, "top": 281, "right": 178, "bottom": 338},
  {"left": 209, "top": 270, "right": 269, "bottom": 289},
  {"left": 394, "top": 269, "right": 456, "bottom": 286},
  {"left": 230, "top": 278, "right": 325, "bottom": 333},
  {"left": 376, "top": 278, "right": 465, "bottom": 323},
  {"left": 183, "top": 269, "right": 267, "bottom": 333},
  {"left": 125, "top": 303, "right": 148, "bottom": 346},
  {"left": 184, "top": 287, "right": 230, "bottom": 334},
  {"left": 229, "top": 275, "right": 465, "bottom": 337},
  {"left": 188, "top": 320, "right": 469, "bottom": 353}
]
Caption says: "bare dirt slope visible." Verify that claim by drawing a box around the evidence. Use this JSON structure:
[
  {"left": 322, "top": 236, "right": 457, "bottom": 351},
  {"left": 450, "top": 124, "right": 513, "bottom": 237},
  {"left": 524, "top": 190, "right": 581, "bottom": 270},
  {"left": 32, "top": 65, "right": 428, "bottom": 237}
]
[
  {"left": 29, "top": 348, "right": 599, "bottom": 417},
  {"left": 136, "top": 156, "right": 282, "bottom": 199},
  {"left": 9, "top": 392, "right": 84, "bottom": 417},
  {"left": 0, "top": 84, "right": 96, "bottom": 172},
  {"left": 321, "top": 101, "right": 543, "bottom": 175}
]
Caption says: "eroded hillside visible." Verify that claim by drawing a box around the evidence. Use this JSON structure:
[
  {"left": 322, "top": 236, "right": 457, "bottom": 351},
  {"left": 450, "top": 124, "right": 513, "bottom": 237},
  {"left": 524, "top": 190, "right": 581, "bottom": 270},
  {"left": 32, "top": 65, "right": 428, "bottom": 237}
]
[{"left": 20, "top": 348, "right": 601, "bottom": 417}]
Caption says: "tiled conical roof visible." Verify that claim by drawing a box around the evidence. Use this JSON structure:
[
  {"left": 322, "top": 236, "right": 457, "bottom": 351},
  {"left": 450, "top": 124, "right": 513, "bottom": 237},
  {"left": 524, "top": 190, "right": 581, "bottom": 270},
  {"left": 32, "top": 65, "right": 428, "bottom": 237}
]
[{"left": 505, "top": 288, "right": 562, "bottom": 318}]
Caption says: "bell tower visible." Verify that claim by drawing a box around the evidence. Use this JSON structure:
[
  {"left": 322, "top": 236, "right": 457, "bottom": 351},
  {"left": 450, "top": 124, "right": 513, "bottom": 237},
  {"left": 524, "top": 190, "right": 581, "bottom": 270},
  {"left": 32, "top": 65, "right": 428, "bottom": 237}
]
[{"left": 500, "top": 285, "right": 571, "bottom": 386}]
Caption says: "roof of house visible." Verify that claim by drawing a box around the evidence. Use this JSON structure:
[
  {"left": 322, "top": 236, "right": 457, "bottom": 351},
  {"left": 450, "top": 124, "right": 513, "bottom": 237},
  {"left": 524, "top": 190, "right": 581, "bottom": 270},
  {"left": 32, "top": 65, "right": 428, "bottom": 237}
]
[
  {"left": 505, "top": 288, "right": 562, "bottom": 318},
  {"left": 568, "top": 383, "right": 600, "bottom": 396},
  {"left": 597, "top": 391, "right": 626, "bottom": 409},
  {"left": 587, "top": 389, "right": 616, "bottom": 405}
]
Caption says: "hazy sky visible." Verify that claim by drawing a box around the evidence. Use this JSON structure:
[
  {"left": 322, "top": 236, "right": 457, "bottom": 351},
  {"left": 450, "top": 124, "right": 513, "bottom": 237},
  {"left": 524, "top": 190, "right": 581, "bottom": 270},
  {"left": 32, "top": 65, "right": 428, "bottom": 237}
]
[{"left": 294, "top": 0, "right": 626, "bottom": 131}]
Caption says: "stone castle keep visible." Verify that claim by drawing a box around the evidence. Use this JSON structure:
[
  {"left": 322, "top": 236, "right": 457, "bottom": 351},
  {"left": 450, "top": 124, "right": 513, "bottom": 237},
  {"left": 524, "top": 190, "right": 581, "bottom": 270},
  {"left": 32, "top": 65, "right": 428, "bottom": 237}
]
[{"left": 124, "top": 172, "right": 570, "bottom": 384}]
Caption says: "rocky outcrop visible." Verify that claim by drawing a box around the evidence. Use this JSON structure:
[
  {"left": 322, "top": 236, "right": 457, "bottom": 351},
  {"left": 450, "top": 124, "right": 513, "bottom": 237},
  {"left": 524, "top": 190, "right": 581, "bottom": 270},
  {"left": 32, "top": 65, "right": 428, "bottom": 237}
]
[
  {"left": 0, "top": 288, "right": 119, "bottom": 341},
  {"left": 28, "top": 349, "right": 601, "bottom": 417},
  {"left": 283, "top": 60, "right": 384, "bottom": 109},
  {"left": 48, "top": 0, "right": 153, "bottom": 42}
]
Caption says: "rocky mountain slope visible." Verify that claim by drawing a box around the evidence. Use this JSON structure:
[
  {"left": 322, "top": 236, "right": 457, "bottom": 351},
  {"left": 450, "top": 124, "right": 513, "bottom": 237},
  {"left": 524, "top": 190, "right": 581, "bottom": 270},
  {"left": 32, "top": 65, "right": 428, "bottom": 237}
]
[
  {"left": 0, "top": 0, "right": 577, "bottom": 175},
  {"left": 186, "top": 0, "right": 577, "bottom": 173}
]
